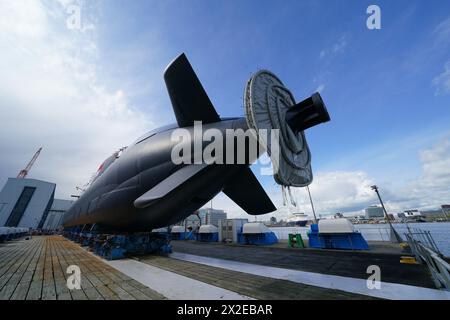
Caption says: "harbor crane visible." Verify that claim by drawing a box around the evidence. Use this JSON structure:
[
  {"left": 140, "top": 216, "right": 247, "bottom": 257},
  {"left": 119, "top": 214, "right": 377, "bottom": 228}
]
[{"left": 17, "top": 147, "right": 42, "bottom": 179}]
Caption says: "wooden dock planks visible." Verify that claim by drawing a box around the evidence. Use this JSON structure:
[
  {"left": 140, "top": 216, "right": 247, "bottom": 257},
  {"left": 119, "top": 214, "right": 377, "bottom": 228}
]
[
  {"left": 0, "top": 236, "right": 166, "bottom": 300},
  {"left": 171, "top": 240, "right": 436, "bottom": 288},
  {"left": 139, "top": 255, "right": 376, "bottom": 300}
]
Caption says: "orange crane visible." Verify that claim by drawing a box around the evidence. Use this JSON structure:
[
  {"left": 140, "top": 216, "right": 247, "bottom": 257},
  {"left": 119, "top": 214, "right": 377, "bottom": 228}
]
[{"left": 17, "top": 147, "right": 42, "bottom": 179}]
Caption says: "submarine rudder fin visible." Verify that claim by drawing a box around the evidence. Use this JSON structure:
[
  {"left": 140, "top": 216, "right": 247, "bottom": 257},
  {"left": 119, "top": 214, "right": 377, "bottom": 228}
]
[
  {"left": 223, "top": 167, "right": 276, "bottom": 215},
  {"left": 164, "top": 53, "right": 221, "bottom": 128}
]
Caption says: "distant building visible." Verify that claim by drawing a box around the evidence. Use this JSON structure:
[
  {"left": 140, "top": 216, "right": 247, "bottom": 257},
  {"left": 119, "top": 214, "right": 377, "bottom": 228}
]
[
  {"left": 421, "top": 209, "right": 443, "bottom": 218},
  {"left": 0, "top": 178, "right": 56, "bottom": 229},
  {"left": 397, "top": 212, "right": 406, "bottom": 219},
  {"left": 365, "top": 205, "right": 384, "bottom": 219},
  {"left": 197, "top": 208, "right": 227, "bottom": 226},
  {"left": 404, "top": 210, "right": 423, "bottom": 218},
  {"left": 42, "top": 199, "right": 74, "bottom": 231},
  {"left": 177, "top": 208, "right": 228, "bottom": 229},
  {"left": 406, "top": 207, "right": 450, "bottom": 221}
]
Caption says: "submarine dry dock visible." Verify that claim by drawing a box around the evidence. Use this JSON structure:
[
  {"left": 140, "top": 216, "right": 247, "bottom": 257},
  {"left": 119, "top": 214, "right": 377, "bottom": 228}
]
[{"left": 1, "top": 235, "right": 449, "bottom": 300}]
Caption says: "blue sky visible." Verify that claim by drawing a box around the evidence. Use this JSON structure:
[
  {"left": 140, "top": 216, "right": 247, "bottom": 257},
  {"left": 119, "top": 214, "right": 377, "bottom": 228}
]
[
  {"left": 0, "top": 0, "right": 449, "bottom": 218},
  {"left": 95, "top": 0, "right": 450, "bottom": 176}
]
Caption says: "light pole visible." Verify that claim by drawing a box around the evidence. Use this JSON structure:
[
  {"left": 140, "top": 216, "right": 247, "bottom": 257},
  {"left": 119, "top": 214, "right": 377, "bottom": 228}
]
[
  {"left": 370, "top": 185, "right": 402, "bottom": 243},
  {"left": 306, "top": 185, "right": 318, "bottom": 224}
]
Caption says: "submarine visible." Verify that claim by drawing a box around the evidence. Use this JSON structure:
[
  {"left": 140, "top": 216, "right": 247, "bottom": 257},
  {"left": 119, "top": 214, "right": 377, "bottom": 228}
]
[{"left": 62, "top": 53, "right": 330, "bottom": 232}]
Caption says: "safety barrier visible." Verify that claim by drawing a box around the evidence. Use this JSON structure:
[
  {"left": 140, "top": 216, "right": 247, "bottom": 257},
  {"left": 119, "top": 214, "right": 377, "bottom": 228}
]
[{"left": 405, "top": 231, "right": 450, "bottom": 290}]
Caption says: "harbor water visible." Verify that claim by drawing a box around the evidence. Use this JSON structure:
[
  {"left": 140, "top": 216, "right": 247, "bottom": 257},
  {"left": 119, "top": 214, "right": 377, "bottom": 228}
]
[{"left": 269, "top": 222, "right": 450, "bottom": 258}]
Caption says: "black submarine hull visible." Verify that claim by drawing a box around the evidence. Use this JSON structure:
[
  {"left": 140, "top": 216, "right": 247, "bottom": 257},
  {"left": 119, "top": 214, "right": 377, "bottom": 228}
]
[{"left": 62, "top": 118, "right": 266, "bottom": 232}]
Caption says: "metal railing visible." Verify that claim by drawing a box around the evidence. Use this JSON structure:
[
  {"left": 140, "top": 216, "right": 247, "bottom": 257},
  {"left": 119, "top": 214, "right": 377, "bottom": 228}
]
[
  {"left": 405, "top": 230, "right": 450, "bottom": 290},
  {"left": 406, "top": 228, "right": 441, "bottom": 254}
]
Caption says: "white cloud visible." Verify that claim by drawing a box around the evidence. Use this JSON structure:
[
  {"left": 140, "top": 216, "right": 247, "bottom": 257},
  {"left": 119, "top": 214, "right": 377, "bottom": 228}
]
[
  {"left": 316, "top": 138, "right": 450, "bottom": 214},
  {"left": 0, "top": 1, "right": 153, "bottom": 198},
  {"left": 316, "top": 84, "right": 325, "bottom": 93},
  {"left": 319, "top": 35, "right": 348, "bottom": 59},
  {"left": 433, "top": 16, "right": 450, "bottom": 44},
  {"left": 332, "top": 36, "right": 347, "bottom": 54},
  {"left": 55, "top": 0, "right": 76, "bottom": 9},
  {"left": 432, "top": 61, "right": 450, "bottom": 95},
  {"left": 207, "top": 170, "right": 378, "bottom": 221},
  {"left": 211, "top": 137, "right": 450, "bottom": 220},
  {"left": 0, "top": 0, "right": 48, "bottom": 39},
  {"left": 378, "top": 138, "right": 450, "bottom": 212},
  {"left": 415, "top": 137, "right": 450, "bottom": 199},
  {"left": 300, "top": 171, "right": 376, "bottom": 214}
]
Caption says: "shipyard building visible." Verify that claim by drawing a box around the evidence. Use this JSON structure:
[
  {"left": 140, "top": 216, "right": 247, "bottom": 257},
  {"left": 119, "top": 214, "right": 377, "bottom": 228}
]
[
  {"left": 42, "top": 199, "right": 74, "bottom": 231},
  {"left": 364, "top": 205, "right": 384, "bottom": 219},
  {"left": 0, "top": 178, "right": 73, "bottom": 230},
  {"left": 178, "top": 208, "right": 227, "bottom": 229},
  {"left": 197, "top": 208, "right": 227, "bottom": 226}
]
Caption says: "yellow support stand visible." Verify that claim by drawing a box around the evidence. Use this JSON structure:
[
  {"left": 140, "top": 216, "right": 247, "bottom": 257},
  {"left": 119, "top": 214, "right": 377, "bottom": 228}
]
[{"left": 400, "top": 256, "right": 419, "bottom": 264}]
